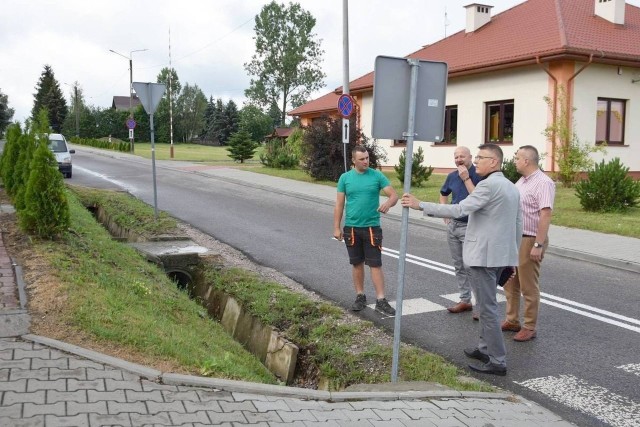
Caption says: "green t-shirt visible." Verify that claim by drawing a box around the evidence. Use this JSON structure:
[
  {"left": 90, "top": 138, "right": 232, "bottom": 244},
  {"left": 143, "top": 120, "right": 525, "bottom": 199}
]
[{"left": 337, "top": 168, "right": 390, "bottom": 227}]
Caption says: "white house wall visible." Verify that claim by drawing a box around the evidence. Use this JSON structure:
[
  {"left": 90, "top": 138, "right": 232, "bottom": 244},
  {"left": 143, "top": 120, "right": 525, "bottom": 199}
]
[
  {"left": 571, "top": 63, "right": 640, "bottom": 171},
  {"left": 361, "top": 66, "right": 550, "bottom": 170}
]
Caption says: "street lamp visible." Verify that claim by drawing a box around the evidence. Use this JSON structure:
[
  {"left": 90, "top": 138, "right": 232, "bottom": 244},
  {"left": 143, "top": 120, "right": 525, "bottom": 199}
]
[{"left": 109, "top": 48, "right": 148, "bottom": 152}]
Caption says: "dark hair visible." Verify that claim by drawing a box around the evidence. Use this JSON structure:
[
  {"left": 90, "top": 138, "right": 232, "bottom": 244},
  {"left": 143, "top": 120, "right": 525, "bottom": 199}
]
[
  {"left": 478, "top": 143, "right": 503, "bottom": 163},
  {"left": 519, "top": 145, "right": 540, "bottom": 163},
  {"left": 352, "top": 145, "right": 368, "bottom": 157}
]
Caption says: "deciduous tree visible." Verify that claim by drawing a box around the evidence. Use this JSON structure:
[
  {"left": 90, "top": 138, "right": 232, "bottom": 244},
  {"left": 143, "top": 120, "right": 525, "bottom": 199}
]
[
  {"left": 155, "top": 67, "right": 181, "bottom": 143},
  {"left": 175, "top": 83, "right": 207, "bottom": 142},
  {"left": 0, "top": 88, "right": 15, "bottom": 136},
  {"left": 239, "top": 104, "right": 273, "bottom": 143},
  {"left": 244, "top": 1, "right": 325, "bottom": 126}
]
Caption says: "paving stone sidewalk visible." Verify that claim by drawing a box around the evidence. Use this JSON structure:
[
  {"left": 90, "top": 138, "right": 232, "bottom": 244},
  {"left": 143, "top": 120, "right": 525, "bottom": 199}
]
[{"left": 0, "top": 336, "right": 573, "bottom": 427}]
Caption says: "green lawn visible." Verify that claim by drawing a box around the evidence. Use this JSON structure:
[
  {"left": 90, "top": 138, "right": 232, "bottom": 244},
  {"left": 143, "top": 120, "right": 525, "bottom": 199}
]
[
  {"left": 133, "top": 142, "right": 265, "bottom": 164},
  {"left": 114, "top": 144, "right": 640, "bottom": 238}
]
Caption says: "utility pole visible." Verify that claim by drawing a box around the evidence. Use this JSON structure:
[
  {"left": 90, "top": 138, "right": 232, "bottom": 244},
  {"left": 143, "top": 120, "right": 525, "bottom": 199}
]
[
  {"left": 64, "top": 82, "right": 80, "bottom": 138},
  {"left": 109, "top": 48, "right": 148, "bottom": 152},
  {"left": 74, "top": 84, "right": 79, "bottom": 138},
  {"left": 342, "top": 0, "right": 350, "bottom": 173}
]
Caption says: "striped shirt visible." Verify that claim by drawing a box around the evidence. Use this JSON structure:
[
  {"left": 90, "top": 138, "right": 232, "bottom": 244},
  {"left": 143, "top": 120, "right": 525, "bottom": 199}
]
[{"left": 516, "top": 169, "right": 556, "bottom": 236}]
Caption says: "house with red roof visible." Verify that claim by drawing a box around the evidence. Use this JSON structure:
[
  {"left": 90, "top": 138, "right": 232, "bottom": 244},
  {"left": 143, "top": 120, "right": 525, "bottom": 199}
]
[{"left": 289, "top": 0, "right": 640, "bottom": 175}]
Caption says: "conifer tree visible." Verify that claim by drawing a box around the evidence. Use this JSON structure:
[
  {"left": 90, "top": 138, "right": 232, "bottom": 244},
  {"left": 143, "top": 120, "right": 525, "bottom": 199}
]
[
  {"left": 19, "top": 110, "right": 70, "bottom": 238},
  {"left": 226, "top": 129, "right": 258, "bottom": 163},
  {"left": 0, "top": 123, "right": 22, "bottom": 197},
  {"left": 31, "top": 65, "right": 68, "bottom": 132},
  {"left": 394, "top": 146, "right": 433, "bottom": 187}
]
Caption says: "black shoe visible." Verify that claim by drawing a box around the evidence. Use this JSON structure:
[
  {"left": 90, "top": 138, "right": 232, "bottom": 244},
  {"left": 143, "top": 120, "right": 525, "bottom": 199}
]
[
  {"left": 351, "top": 294, "right": 367, "bottom": 311},
  {"left": 464, "top": 347, "right": 490, "bottom": 364},
  {"left": 468, "top": 361, "right": 507, "bottom": 376},
  {"left": 375, "top": 298, "right": 396, "bottom": 316}
]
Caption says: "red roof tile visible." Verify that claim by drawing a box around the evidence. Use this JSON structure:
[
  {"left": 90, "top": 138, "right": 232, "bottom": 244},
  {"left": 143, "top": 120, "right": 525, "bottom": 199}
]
[
  {"left": 288, "top": 91, "right": 341, "bottom": 116},
  {"left": 292, "top": 0, "right": 640, "bottom": 116}
]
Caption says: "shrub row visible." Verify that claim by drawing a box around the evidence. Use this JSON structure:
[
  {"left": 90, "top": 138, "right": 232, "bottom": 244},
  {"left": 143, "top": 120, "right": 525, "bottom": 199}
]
[
  {"left": 70, "top": 136, "right": 130, "bottom": 152},
  {"left": 0, "top": 110, "right": 70, "bottom": 238}
]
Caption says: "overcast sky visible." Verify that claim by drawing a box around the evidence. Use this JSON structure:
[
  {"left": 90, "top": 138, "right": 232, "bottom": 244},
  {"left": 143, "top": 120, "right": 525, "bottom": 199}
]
[{"left": 1, "top": 0, "right": 533, "bottom": 124}]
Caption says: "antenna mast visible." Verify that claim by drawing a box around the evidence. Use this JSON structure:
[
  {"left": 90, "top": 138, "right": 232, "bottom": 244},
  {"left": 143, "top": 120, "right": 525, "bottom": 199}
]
[
  {"left": 169, "top": 27, "right": 175, "bottom": 158},
  {"left": 444, "top": 6, "right": 449, "bottom": 38}
]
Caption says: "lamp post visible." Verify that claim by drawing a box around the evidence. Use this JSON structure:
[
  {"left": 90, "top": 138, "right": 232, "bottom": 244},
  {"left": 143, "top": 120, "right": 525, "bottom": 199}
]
[{"left": 109, "top": 48, "right": 148, "bottom": 152}]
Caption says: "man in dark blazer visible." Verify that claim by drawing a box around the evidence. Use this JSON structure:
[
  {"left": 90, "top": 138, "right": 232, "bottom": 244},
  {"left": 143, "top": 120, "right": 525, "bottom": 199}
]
[{"left": 401, "top": 143, "right": 522, "bottom": 376}]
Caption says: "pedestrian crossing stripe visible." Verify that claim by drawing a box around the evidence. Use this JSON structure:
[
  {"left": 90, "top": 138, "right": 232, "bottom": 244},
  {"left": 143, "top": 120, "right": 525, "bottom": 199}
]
[
  {"left": 367, "top": 298, "right": 447, "bottom": 315},
  {"left": 366, "top": 294, "right": 508, "bottom": 316},
  {"left": 516, "top": 374, "right": 640, "bottom": 427},
  {"left": 441, "top": 292, "right": 507, "bottom": 304},
  {"left": 617, "top": 363, "right": 640, "bottom": 377}
]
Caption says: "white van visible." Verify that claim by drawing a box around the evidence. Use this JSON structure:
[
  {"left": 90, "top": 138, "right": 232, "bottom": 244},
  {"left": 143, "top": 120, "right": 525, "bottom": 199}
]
[{"left": 47, "top": 133, "right": 75, "bottom": 178}]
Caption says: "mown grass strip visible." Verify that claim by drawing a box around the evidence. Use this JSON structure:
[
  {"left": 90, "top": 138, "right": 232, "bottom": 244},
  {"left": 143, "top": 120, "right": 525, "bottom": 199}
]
[
  {"left": 66, "top": 186, "right": 492, "bottom": 391},
  {"left": 41, "top": 188, "right": 276, "bottom": 383}
]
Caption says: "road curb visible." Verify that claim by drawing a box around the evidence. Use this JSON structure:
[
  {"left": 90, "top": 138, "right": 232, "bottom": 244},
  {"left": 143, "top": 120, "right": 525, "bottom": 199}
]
[{"left": 22, "top": 334, "right": 513, "bottom": 403}]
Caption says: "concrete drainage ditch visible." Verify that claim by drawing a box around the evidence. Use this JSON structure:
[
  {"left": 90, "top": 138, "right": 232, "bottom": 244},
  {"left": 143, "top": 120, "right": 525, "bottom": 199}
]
[{"left": 90, "top": 204, "right": 299, "bottom": 384}]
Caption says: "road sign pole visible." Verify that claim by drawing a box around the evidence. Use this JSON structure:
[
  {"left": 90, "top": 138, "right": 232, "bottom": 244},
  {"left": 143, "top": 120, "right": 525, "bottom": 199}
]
[
  {"left": 342, "top": 0, "right": 350, "bottom": 173},
  {"left": 150, "top": 110, "right": 158, "bottom": 219},
  {"left": 133, "top": 82, "right": 166, "bottom": 220},
  {"left": 391, "top": 58, "right": 420, "bottom": 383}
]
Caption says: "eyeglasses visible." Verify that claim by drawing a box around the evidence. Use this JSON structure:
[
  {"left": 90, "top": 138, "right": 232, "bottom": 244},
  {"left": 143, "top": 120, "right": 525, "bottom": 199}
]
[{"left": 474, "top": 155, "right": 496, "bottom": 161}]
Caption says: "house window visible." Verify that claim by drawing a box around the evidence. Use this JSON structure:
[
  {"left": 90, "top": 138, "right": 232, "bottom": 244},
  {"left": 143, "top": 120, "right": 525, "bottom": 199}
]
[
  {"left": 393, "top": 139, "right": 407, "bottom": 147},
  {"left": 436, "top": 105, "right": 458, "bottom": 145},
  {"left": 485, "top": 100, "right": 514, "bottom": 144},
  {"left": 596, "top": 98, "right": 625, "bottom": 145}
]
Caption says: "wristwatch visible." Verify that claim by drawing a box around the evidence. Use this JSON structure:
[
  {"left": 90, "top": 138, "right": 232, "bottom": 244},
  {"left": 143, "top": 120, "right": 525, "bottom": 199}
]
[{"left": 533, "top": 242, "right": 544, "bottom": 248}]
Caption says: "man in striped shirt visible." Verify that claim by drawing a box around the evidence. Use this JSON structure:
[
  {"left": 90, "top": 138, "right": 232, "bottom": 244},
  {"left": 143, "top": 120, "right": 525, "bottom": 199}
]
[{"left": 502, "top": 145, "right": 556, "bottom": 342}]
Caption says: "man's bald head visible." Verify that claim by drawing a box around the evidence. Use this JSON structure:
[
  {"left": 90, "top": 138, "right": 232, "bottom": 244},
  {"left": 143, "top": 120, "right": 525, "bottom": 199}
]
[{"left": 454, "top": 146, "right": 473, "bottom": 168}]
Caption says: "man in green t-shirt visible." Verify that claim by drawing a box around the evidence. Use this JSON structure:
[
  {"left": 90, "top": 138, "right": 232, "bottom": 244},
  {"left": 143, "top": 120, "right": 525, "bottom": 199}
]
[{"left": 333, "top": 145, "right": 398, "bottom": 316}]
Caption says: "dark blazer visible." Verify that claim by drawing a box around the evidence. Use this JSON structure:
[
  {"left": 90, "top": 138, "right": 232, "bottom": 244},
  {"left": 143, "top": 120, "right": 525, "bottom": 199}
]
[{"left": 419, "top": 171, "right": 522, "bottom": 267}]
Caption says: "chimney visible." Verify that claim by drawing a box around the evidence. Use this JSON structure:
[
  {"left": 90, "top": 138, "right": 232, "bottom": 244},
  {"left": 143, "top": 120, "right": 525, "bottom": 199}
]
[
  {"left": 465, "top": 3, "right": 493, "bottom": 33},
  {"left": 595, "top": 0, "right": 626, "bottom": 25}
]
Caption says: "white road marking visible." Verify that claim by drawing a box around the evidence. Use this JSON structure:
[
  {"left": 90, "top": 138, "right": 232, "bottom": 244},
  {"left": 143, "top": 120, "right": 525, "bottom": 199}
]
[
  {"left": 368, "top": 298, "right": 447, "bottom": 315},
  {"left": 383, "top": 247, "right": 640, "bottom": 333},
  {"left": 516, "top": 375, "right": 640, "bottom": 427},
  {"left": 441, "top": 292, "right": 507, "bottom": 304},
  {"left": 540, "top": 298, "right": 640, "bottom": 334},
  {"left": 617, "top": 364, "right": 640, "bottom": 377},
  {"left": 74, "top": 166, "right": 138, "bottom": 193},
  {"left": 382, "top": 247, "right": 455, "bottom": 275},
  {"left": 540, "top": 292, "right": 640, "bottom": 326}
]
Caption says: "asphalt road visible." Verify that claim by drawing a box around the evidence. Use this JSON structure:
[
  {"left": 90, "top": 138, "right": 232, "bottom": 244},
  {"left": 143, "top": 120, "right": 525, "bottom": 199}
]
[{"left": 66, "top": 147, "right": 640, "bottom": 427}]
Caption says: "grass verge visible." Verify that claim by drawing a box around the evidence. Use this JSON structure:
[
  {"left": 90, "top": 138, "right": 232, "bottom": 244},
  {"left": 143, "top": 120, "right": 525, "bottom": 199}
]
[
  {"left": 251, "top": 166, "right": 640, "bottom": 238},
  {"left": 5, "top": 184, "right": 493, "bottom": 392},
  {"left": 94, "top": 143, "right": 640, "bottom": 238},
  {"left": 17, "top": 186, "right": 277, "bottom": 384}
]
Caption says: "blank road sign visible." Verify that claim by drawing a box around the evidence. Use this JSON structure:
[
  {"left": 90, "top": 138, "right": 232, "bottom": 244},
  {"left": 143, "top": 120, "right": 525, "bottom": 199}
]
[
  {"left": 132, "top": 82, "right": 166, "bottom": 115},
  {"left": 372, "top": 56, "right": 448, "bottom": 142}
]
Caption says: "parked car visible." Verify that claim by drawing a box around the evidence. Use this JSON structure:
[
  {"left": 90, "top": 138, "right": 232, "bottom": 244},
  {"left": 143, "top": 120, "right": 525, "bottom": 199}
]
[{"left": 48, "top": 133, "right": 74, "bottom": 178}]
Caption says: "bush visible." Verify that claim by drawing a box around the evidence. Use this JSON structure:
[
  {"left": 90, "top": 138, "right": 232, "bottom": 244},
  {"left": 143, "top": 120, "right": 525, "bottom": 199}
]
[
  {"left": 501, "top": 158, "right": 521, "bottom": 183},
  {"left": 574, "top": 158, "right": 640, "bottom": 212},
  {"left": 285, "top": 127, "right": 305, "bottom": 162},
  {"left": 13, "top": 131, "right": 37, "bottom": 211},
  {"left": 259, "top": 139, "right": 298, "bottom": 169},
  {"left": 70, "top": 136, "right": 129, "bottom": 152},
  {"left": 0, "top": 123, "right": 22, "bottom": 196},
  {"left": 394, "top": 146, "right": 433, "bottom": 187},
  {"left": 301, "top": 116, "right": 386, "bottom": 181},
  {"left": 543, "top": 86, "right": 605, "bottom": 187},
  {"left": 19, "top": 138, "right": 70, "bottom": 238}
]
